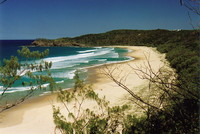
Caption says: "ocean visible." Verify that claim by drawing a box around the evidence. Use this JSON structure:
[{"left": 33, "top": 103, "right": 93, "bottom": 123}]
[{"left": 0, "top": 40, "right": 132, "bottom": 103}]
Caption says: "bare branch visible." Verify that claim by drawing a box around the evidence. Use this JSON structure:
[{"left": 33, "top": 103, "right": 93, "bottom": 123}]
[
  {"left": 0, "top": 0, "right": 8, "bottom": 5},
  {"left": 102, "top": 64, "right": 161, "bottom": 111},
  {"left": 180, "top": 0, "right": 200, "bottom": 15}
]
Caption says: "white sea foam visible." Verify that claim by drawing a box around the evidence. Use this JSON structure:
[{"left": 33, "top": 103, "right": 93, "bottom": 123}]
[
  {"left": 0, "top": 82, "right": 54, "bottom": 94},
  {"left": 0, "top": 86, "right": 37, "bottom": 94},
  {"left": 51, "top": 63, "right": 77, "bottom": 70},
  {"left": 94, "top": 47, "right": 102, "bottom": 49},
  {"left": 56, "top": 80, "right": 64, "bottom": 84},
  {"left": 17, "top": 65, "right": 42, "bottom": 77},
  {"left": 41, "top": 83, "right": 50, "bottom": 88},
  {"left": 0, "top": 80, "right": 66, "bottom": 94},
  {"left": 108, "top": 53, "right": 119, "bottom": 58},
  {"left": 65, "top": 70, "right": 76, "bottom": 79},
  {"left": 37, "top": 48, "right": 115, "bottom": 76},
  {"left": 77, "top": 49, "right": 97, "bottom": 53},
  {"left": 51, "top": 60, "right": 90, "bottom": 70},
  {"left": 82, "top": 60, "right": 89, "bottom": 63},
  {"left": 2, "top": 47, "right": 132, "bottom": 94},
  {"left": 82, "top": 56, "right": 133, "bottom": 70},
  {"left": 43, "top": 47, "right": 114, "bottom": 64},
  {"left": 43, "top": 52, "right": 95, "bottom": 63},
  {"left": 128, "top": 49, "right": 133, "bottom": 52},
  {"left": 51, "top": 70, "right": 76, "bottom": 79},
  {"left": 98, "top": 59, "right": 107, "bottom": 62}
]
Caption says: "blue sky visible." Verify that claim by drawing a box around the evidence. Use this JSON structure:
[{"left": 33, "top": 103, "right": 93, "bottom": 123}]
[{"left": 0, "top": 0, "right": 199, "bottom": 39}]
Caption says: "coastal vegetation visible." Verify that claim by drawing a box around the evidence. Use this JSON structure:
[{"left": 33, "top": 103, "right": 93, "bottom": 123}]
[
  {"left": 0, "top": 29, "right": 199, "bottom": 133},
  {"left": 32, "top": 29, "right": 198, "bottom": 47},
  {"left": 53, "top": 71, "right": 130, "bottom": 134},
  {"left": 0, "top": 0, "right": 199, "bottom": 133},
  {"left": 50, "top": 29, "right": 199, "bottom": 133},
  {"left": 0, "top": 47, "right": 54, "bottom": 112}
]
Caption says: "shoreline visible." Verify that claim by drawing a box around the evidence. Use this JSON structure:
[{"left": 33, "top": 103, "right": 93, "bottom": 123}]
[
  {"left": 0, "top": 46, "right": 170, "bottom": 134},
  {"left": 0, "top": 46, "right": 133, "bottom": 127},
  {"left": 0, "top": 46, "right": 131, "bottom": 95}
]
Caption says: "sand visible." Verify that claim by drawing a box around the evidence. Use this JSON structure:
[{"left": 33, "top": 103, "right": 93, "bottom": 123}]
[{"left": 0, "top": 46, "right": 171, "bottom": 134}]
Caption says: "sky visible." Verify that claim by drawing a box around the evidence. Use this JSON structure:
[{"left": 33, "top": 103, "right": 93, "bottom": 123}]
[{"left": 0, "top": 0, "right": 199, "bottom": 39}]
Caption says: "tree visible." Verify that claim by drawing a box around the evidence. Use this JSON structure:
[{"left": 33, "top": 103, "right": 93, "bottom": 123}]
[
  {"left": 53, "top": 71, "right": 129, "bottom": 134},
  {"left": 102, "top": 53, "right": 199, "bottom": 133},
  {"left": 53, "top": 47, "right": 199, "bottom": 133},
  {"left": 0, "top": 47, "right": 54, "bottom": 112}
]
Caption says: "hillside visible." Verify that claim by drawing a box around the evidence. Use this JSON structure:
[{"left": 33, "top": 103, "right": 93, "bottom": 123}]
[
  {"left": 31, "top": 29, "right": 199, "bottom": 48},
  {"left": 31, "top": 29, "right": 200, "bottom": 133}
]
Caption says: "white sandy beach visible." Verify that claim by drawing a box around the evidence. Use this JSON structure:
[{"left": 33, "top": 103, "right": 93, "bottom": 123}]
[{"left": 0, "top": 46, "right": 171, "bottom": 134}]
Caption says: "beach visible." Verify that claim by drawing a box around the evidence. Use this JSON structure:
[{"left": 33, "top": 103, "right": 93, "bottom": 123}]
[{"left": 0, "top": 46, "right": 171, "bottom": 134}]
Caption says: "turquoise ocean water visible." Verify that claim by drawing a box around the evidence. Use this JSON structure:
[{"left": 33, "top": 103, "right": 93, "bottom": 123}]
[{"left": 0, "top": 40, "right": 132, "bottom": 103}]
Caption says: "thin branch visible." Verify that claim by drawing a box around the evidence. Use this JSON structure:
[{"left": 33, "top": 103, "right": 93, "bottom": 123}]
[
  {"left": 0, "top": 0, "right": 8, "bottom": 5},
  {"left": 0, "top": 88, "right": 34, "bottom": 113},
  {"left": 105, "top": 69, "right": 161, "bottom": 111},
  {"left": 180, "top": 0, "right": 200, "bottom": 15}
]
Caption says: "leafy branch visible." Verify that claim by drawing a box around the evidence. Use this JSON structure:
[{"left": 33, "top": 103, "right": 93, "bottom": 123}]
[{"left": 0, "top": 47, "right": 54, "bottom": 112}]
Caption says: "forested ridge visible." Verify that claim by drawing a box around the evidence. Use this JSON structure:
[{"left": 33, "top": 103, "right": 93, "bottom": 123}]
[
  {"left": 32, "top": 29, "right": 198, "bottom": 47},
  {"left": 33, "top": 29, "right": 199, "bottom": 133}
]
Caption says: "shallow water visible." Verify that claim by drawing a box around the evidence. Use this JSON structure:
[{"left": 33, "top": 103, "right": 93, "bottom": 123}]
[{"left": 0, "top": 40, "right": 132, "bottom": 103}]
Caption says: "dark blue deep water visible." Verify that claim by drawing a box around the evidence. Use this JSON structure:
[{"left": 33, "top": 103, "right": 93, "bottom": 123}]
[{"left": 0, "top": 40, "right": 34, "bottom": 60}]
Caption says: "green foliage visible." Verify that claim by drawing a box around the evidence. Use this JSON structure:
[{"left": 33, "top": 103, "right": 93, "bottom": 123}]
[
  {"left": 53, "top": 71, "right": 129, "bottom": 134},
  {"left": 32, "top": 29, "right": 199, "bottom": 47},
  {"left": 122, "top": 115, "right": 146, "bottom": 134},
  {"left": 0, "top": 47, "right": 54, "bottom": 112},
  {"left": 46, "top": 29, "right": 199, "bottom": 133},
  {"left": 0, "top": 56, "right": 21, "bottom": 88},
  {"left": 125, "top": 33, "right": 199, "bottom": 133},
  {"left": 17, "top": 46, "right": 49, "bottom": 59},
  {"left": 71, "top": 29, "right": 199, "bottom": 133}
]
